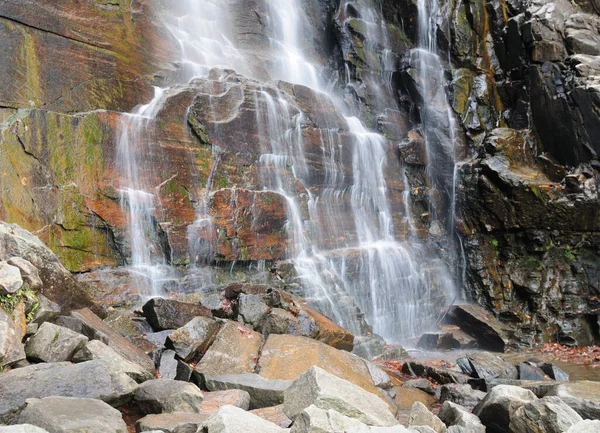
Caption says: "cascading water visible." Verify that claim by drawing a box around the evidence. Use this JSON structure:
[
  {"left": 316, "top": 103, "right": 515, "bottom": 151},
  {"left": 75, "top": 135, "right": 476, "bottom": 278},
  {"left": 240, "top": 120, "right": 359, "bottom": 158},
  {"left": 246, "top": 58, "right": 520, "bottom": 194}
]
[{"left": 116, "top": 0, "right": 460, "bottom": 349}]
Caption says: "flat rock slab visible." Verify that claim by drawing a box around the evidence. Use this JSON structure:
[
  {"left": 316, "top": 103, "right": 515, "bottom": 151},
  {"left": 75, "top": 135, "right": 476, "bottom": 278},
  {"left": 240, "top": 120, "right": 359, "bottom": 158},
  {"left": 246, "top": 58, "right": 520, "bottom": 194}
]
[
  {"left": 134, "top": 379, "right": 204, "bottom": 414},
  {"left": 250, "top": 405, "right": 292, "bottom": 428},
  {"left": 200, "top": 390, "right": 251, "bottom": 415},
  {"left": 547, "top": 381, "right": 600, "bottom": 419},
  {"left": 283, "top": 366, "right": 397, "bottom": 427},
  {"left": 17, "top": 396, "right": 127, "bottom": 433},
  {"left": 0, "top": 360, "right": 137, "bottom": 423},
  {"left": 136, "top": 412, "right": 210, "bottom": 433},
  {"left": 195, "top": 320, "right": 263, "bottom": 378},
  {"left": 24, "top": 322, "right": 88, "bottom": 363},
  {"left": 203, "top": 405, "right": 287, "bottom": 433},
  {"left": 205, "top": 373, "right": 292, "bottom": 409},
  {"left": 142, "top": 298, "right": 212, "bottom": 331}
]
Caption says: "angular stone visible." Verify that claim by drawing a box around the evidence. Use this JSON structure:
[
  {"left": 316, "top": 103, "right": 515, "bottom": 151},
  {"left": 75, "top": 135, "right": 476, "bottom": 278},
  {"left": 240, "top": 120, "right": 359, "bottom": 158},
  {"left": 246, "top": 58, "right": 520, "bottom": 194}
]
[
  {"left": 438, "top": 401, "right": 485, "bottom": 433},
  {"left": 439, "top": 384, "right": 486, "bottom": 410},
  {"left": 402, "top": 362, "right": 471, "bottom": 385},
  {"left": 145, "top": 330, "right": 173, "bottom": 350},
  {"left": 24, "top": 322, "right": 88, "bottom": 362},
  {"left": 517, "top": 362, "right": 551, "bottom": 381},
  {"left": 17, "top": 396, "right": 127, "bottom": 433},
  {"left": 566, "top": 420, "right": 600, "bottom": 433},
  {"left": 483, "top": 379, "right": 558, "bottom": 397},
  {"left": 459, "top": 352, "right": 518, "bottom": 380},
  {"left": 194, "top": 321, "right": 263, "bottom": 378},
  {"left": 158, "top": 349, "right": 179, "bottom": 380},
  {"left": 203, "top": 405, "right": 288, "bottom": 433},
  {"left": 0, "top": 261, "right": 23, "bottom": 295},
  {"left": 403, "top": 379, "right": 436, "bottom": 395},
  {"left": 0, "top": 306, "right": 26, "bottom": 367},
  {"left": 200, "top": 390, "right": 251, "bottom": 414},
  {"left": 0, "top": 425, "right": 49, "bottom": 433},
  {"left": 367, "top": 362, "right": 392, "bottom": 390},
  {"left": 143, "top": 298, "right": 212, "bottom": 331},
  {"left": 290, "top": 404, "right": 366, "bottom": 433},
  {"left": 539, "top": 363, "right": 569, "bottom": 382},
  {"left": 134, "top": 379, "right": 204, "bottom": 414},
  {"left": 250, "top": 405, "right": 292, "bottom": 428},
  {"left": 166, "top": 316, "right": 219, "bottom": 362},
  {"left": 136, "top": 412, "right": 210, "bottom": 433},
  {"left": 72, "top": 339, "right": 152, "bottom": 382},
  {"left": 283, "top": 366, "right": 397, "bottom": 427},
  {"left": 547, "top": 381, "right": 600, "bottom": 419},
  {"left": 473, "top": 385, "right": 538, "bottom": 433},
  {"left": 509, "top": 396, "right": 583, "bottom": 433},
  {"left": 0, "top": 361, "right": 137, "bottom": 422},
  {"left": 205, "top": 373, "right": 292, "bottom": 409},
  {"left": 260, "top": 308, "right": 301, "bottom": 336},
  {"left": 238, "top": 294, "right": 269, "bottom": 328},
  {"left": 30, "top": 294, "right": 61, "bottom": 325},
  {"left": 447, "top": 305, "right": 511, "bottom": 351},
  {"left": 393, "top": 387, "right": 437, "bottom": 410},
  {"left": 6, "top": 258, "right": 42, "bottom": 290},
  {"left": 409, "top": 402, "right": 447, "bottom": 433}
]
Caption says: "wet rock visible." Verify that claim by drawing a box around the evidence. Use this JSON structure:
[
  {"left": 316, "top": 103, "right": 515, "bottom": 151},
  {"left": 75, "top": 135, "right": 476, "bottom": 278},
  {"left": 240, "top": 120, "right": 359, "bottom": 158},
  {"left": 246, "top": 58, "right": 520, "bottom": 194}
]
[
  {"left": 250, "top": 405, "right": 292, "bottom": 428},
  {"left": 203, "top": 405, "right": 288, "bottom": 433},
  {"left": 238, "top": 294, "right": 269, "bottom": 328},
  {"left": 200, "top": 390, "right": 251, "bottom": 414},
  {"left": 402, "top": 362, "right": 471, "bottom": 385},
  {"left": 0, "top": 305, "right": 26, "bottom": 367},
  {"left": 417, "top": 333, "right": 460, "bottom": 351},
  {"left": 547, "top": 381, "right": 600, "bottom": 419},
  {"left": 540, "top": 364, "right": 569, "bottom": 382},
  {"left": 517, "top": 362, "right": 552, "bottom": 381},
  {"left": 17, "top": 396, "right": 127, "bottom": 433},
  {"left": 283, "top": 366, "right": 397, "bottom": 426},
  {"left": 134, "top": 379, "right": 204, "bottom": 414},
  {"left": 409, "top": 402, "right": 447, "bottom": 433},
  {"left": 24, "top": 322, "right": 88, "bottom": 363},
  {"left": 438, "top": 401, "right": 484, "bottom": 433},
  {"left": 473, "top": 385, "right": 538, "bottom": 433},
  {"left": 136, "top": 412, "right": 210, "bottom": 433},
  {"left": 290, "top": 404, "right": 365, "bottom": 433},
  {"left": 447, "top": 305, "right": 510, "bottom": 352},
  {"left": 439, "top": 384, "right": 486, "bottom": 410},
  {"left": 403, "top": 379, "right": 436, "bottom": 395},
  {"left": 416, "top": 334, "right": 440, "bottom": 350},
  {"left": 30, "top": 294, "right": 61, "bottom": 325},
  {"left": 0, "top": 361, "right": 137, "bottom": 422},
  {"left": 509, "top": 396, "right": 583, "bottom": 433},
  {"left": 458, "top": 352, "right": 518, "bottom": 380},
  {"left": 194, "top": 320, "right": 263, "bottom": 379},
  {"left": 205, "top": 374, "right": 292, "bottom": 409},
  {"left": 165, "top": 316, "right": 219, "bottom": 362},
  {"left": 0, "top": 261, "right": 23, "bottom": 295},
  {"left": 6, "top": 258, "right": 42, "bottom": 290},
  {"left": 142, "top": 298, "right": 212, "bottom": 331}
]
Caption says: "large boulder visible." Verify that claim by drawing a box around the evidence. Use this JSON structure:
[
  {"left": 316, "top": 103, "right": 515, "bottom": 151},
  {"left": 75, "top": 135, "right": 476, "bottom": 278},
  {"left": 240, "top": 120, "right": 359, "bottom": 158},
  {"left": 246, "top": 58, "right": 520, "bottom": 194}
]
[
  {"left": 408, "top": 402, "right": 447, "bottom": 433},
  {"left": 0, "top": 305, "right": 26, "bottom": 367},
  {"left": 447, "top": 305, "right": 511, "bottom": 352},
  {"left": 205, "top": 374, "right": 292, "bottom": 409},
  {"left": 283, "top": 366, "right": 397, "bottom": 427},
  {"left": 438, "top": 401, "right": 485, "bottom": 433},
  {"left": 547, "top": 381, "right": 600, "bottom": 419},
  {"left": 0, "top": 361, "right": 138, "bottom": 422},
  {"left": 509, "top": 396, "right": 583, "bottom": 433},
  {"left": 165, "top": 316, "right": 219, "bottom": 362},
  {"left": 16, "top": 396, "right": 127, "bottom": 433},
  {"left": 0, "top": 261, "right": 23, "bottom": 295},
  {"left": 238, "top": 294, "right": 269, "bottom": 328},
  {"left": 194, "top": 320, "right": 263, "bottom": 379},
  {"left": 203, "top": 405, "right": 288, "bottom": 433},
  {"left": 290, "top": 405, "right": 365, "bottom": 433},
  {"left": 142, "top": 298, "right": 212, "bottom": 331},
  {"left": 136, "top": 412, "right": 210, "bottom": 433},
  {"left": 439, "top": 384, "right": 486, "bottom": 410},
  {"left": 134, "top": 379, "right": 204, "bottom": 414},
  {"left": 29, "top": 294, "right": 61, "bottom": 325},
  {"left": 473, "top": 385, "right": 538, "bottom": 433},
  {"left": 7, "top": 258, "right": 42, "bottom": 291},
  {"left": 24, "top": 322, "right": 88, "bottom": 363},
  {"left": 457, "top": 352, "right": 518, "bottom": 380}
]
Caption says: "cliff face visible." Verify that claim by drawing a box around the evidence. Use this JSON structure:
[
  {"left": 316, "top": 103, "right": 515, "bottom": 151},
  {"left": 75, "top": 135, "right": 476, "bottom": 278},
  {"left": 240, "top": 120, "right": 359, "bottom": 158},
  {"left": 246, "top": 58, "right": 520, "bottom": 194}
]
[{"left": 0, "top": 0, "right": 599, "bottom": 348}]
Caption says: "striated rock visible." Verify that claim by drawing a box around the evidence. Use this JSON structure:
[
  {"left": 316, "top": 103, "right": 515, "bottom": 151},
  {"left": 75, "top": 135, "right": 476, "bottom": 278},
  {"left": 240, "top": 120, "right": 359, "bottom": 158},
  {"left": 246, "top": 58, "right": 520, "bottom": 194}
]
[
  {"left": 473, "top": 385, "right": 538, "bottom": 433},
  {"left": 283, "top": 366, "right": 397, "bottom": 426},
  {"left": 17, "top": 396, "right": 127, "bottom": 433},
  {"left": 409, "top": 402, "right": 447, "bottom": 433},
  {"left": 402, "top": 362, "right": 471, "bottom": 385},
  {"left": 166, "top": 316, "right": 219, "bottom": 362},
  {"left": 509, "top": 396, "right": 583, "bottom": 433},
  {"left": 0, "top": 261, "right": 23, "bottom": 295},
  {"left": 203, "top": 405, "right": 287, "bottom": 433},
  {"left": 143, "top": 298, "right": 212, "bottom": 331},
  {"left": 547, "top": 381, "right": 600, "bottom": 419},
  {"left": 458, "top": 352, "right": 518, "bottom": 380},
  {"left": 134, "top": 379, "right": 204, "bottom": 414},
  {"left": 200, "top": 390, "right": 251, "bottom": 414},
  {"left": 136, "top": 412, "right": 210, "bottom": 433},
  {"left": 438, "top": 401, "right": 485, "bottom": 433},
  {"left": 250, "top": 405, "right": 292, "bottom": 428},
  {"left": 439, "top": 384, "right": 486, "bottom": 410},
  {"left": 0, "top": 361, "right": 137, "bottom": 422},
  {"left": 0, "top": 305, "right": 26, "bottom": 367},
  {"left": 194, "top": 320, "right": 263, "bottom": 378},
  {"left": 290, "top": 404, "right": 365, "bottom": 433},
  {"left": 205, "top": 374, "right": 292, "bottom": 409},
  {"left": 517, "top": 362, "right": 552, "bottom": 381},
  {"left": 24, "top": 322, "right": 88, "bottom": 363}
]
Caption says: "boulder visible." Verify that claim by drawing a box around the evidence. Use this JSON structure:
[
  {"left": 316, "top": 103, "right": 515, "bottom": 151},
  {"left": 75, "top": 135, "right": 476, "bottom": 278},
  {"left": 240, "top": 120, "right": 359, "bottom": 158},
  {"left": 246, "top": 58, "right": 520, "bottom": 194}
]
[
  {"left": 205, "top": 374, "right": 292, "bottom": 409},
  {"left": 417, "top": 333, "right": 460, "bottom": 350},
  {"left": 283, "top": 366, "right": 397, "bottom": 426},
  {"left": 509, "top": 396, "right": 583, "bottom": 433},
  {"left": 473, "top": 385, "right": 538, "bottom": 433},
  {"left": 158, "top": 349, "right": 179, "bottom": 380},
  {"left": 438, "top": 402, "right": 485, "bottom": 433},
  {"left": 30, "top": 294, "right": 61, "bottom": 325},
  {"left": 200, "top": 390, "right": 251, "bottom": 414},
  {"left": 0, "top": 361, "right": 138, "bottom": 422},
  {"left": 203, "top": 405, "right": 287, "bottom": 433},
  {"left": 136, "top": 412, "right": 210, "bottom": 433},
  {"left": 260, "top": 308, "right": 301, "bottom": 336},
  {"left": 72, "top": 339, "right": 152, "bottom": 382},
  {"left": 458, "top": 352, "right": 518, "bottom": 380},
  {"left": 290, "top": 404, "right": 365, "bottom": 433},
  {"left": 439, "top": 384, "right": 486, "bottom": 410},
  {"left": 403, "top": 379, "right": 436, "bottom": 395},
  {"left": 7, "top": 258, "right": 42, "bottom": 290},
  {"left": 0, "top": 261, "right": 23, "bottom": 295},
  {"left": 258, "top": 334, "right": 381, "bottom": 396},
  {"left": 393, "top": 387, "right": 437, "bottom": 410},
  {"left": 17, "top": 396, "right": 127, "bottom": 433},
  {"left": 566, "top": 420, "right": 600, "bottom": 433},
  {"left": 367, "top": 363, "right": 392, "bottom": 390},
  {"left": 402, "top": 362, "right": 471, "bottom": 385},
  {"left": 539, "top": 364, "right": 569, "bottom": 382},
  {"left": 238, "top": 294, "right": 269, "bottom": 328},
  {"left": 447, "top": 305, "right": 510, "bottom": 351},
  {"left": 517, "top": 362, "right": 551, "bottom": 381},
  {"left": 250, "top": 405, "right": 293, "bottom": 428},
  {"left": 142, "top": 298, "right": 212, "bottom": 331},
  {"left": 0, "top": 305, "right": 26, "bottom": 367},
  {"left": 0, "top": 426, "right": 49, "bottom": 433},
  {"left": 134, "top": 379, "right": 204, "bottom": 414},
  {"left": 482, "top": 379, "right": 558, "bottom": 397},
  {"left": 408, "top": 402, "right": 447, "bottom": 433},
  {"left": 547, "top": 381, "right": 600, "bottom": 419},
  {"left": 165, "top": 316, "right": 219, "bottom": 361},
  {"left": 24, "top": 322, "right": 88, "bottom": 362},
  {"left": 145, "top": 330, "right": 173, "bottom": 350}
]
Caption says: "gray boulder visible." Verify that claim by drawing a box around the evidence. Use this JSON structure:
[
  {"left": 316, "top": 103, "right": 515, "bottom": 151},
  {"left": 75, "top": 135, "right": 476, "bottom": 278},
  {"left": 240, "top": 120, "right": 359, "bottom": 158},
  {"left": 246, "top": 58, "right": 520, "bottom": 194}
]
[
  {"left": 203, "top": 405, "right": 288, "bottom": 433},
  {"left": 238, "top": 294, "right": 269, "bottom": 328},
  {"left": 165, "top": 316, "right": 219, "bottom": 361},
  {"left": 158, "top": 349, "right": 179, "bottom": 380},
  {"left": 403, "top": 379, "right": 436, "bottom": 395},
  {"left": 134, "top": 379, "right": 204, "bottom": 414},
  {"left": 0, "top": 360, "right": 138, "bottom": 422},
  {"left": 30, "top": 294, "right": 61, "bottom": 325},
  {"left": 7, "top": 257, "right": 42, "bottom": 290},
  {"left": 458, "top": 352, "right": 518, "bottom": 380},
  {"left": 0, "top": 261, "right": 23, "bottom": 295},
  {"left": 0, "top": 425, "right": 49, "bottom": 433},
  {"left": 17, "top": 396, "right": 127, "bottom": 433},
  {"left": 438, "top": 401, "right": 485, "bottom": 433},
  {"left": 24, "top": 322, "right": 88, "bottom": 362},
  {"left": 142, "top": 298, "right": 212, "bottom": 331},
  {"left": 205, "top": 373, "right": 292, "bottom": 409},
  {"left": 283, "top": 366, "right": 397, "bottom": 427},
  {"left": 290, "top": 405, "right": 365, "bottom": 433},
  {"left": 136, "top": 412, "right": 210, "bottom": 433},
  {"left": 547, "top": 381, "right": 600, "bottom": 419},
  {"left": 0, "top": 305, "right": 26, "bottom": 367},
  {"left": 439, "top": 384, "right": 486, "bottom": 409},
  {"left": 539, "top": 364, "right": 569, "bottom": 382},
  {"left": 408, "top": 402, "right": 447, "bottom": 433},
  {"left": 566, "top": 420, "right": 600, "bottom": 433},
  {"left": 509, "top": 396, "right": 583, "bottom": 433},
  {"left": 473, "top": 385, "right": 538, "bottom": 433},
  {"left": 145, "top": 330, "right": 173, "bottom": 349}
]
